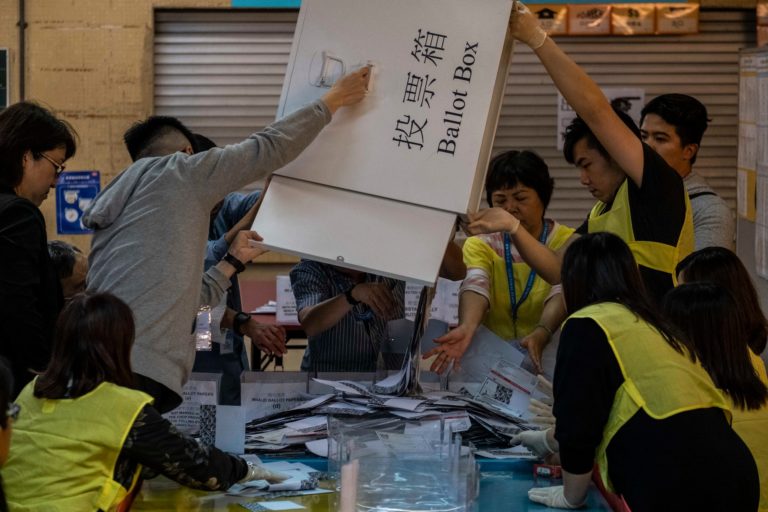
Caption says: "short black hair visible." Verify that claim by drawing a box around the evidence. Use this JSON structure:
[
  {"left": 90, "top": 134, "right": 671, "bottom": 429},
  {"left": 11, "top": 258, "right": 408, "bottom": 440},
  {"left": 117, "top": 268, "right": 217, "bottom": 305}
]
[
  {"left": 641, "top": 94, "right": 709, "bottom": 165},
  {"left": 192, "top": 133, "right": 218, "bottom": 153},
  {"left": 485, "top": 150, "right": 554, "bottom": 209},
  {"left": 123, "top": 116, "right": 195, "bottom": 161},
  {"left": 48, "top": 240, "right": 83, "bottom": 280},
  {"left": 563, "top": 106, "right": 641, "bottom": 165},
  {"left": 0, "top": 101, "right": 77, "bottom": 189}
]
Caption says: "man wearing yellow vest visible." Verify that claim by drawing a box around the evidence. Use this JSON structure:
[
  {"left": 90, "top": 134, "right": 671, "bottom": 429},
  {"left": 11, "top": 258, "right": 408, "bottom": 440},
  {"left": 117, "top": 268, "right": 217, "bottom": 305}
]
[{"left": 467, "top": 3, "right": 694, "bottom": 303}]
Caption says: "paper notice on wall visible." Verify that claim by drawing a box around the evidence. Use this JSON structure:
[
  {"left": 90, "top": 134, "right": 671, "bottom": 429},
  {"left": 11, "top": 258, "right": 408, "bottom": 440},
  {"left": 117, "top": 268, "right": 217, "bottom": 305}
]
[
  {"left": 276, "top": 275, "right": 299, "bottom": 325},
  {"left": 756, "top": 168, "right": 768, "bottom": 279},
  {"left": 163, "top": 377, "right": 219, "bottom": 436},
  {"left": 557, "top": 88, "right": 644, "bottom": 150}
]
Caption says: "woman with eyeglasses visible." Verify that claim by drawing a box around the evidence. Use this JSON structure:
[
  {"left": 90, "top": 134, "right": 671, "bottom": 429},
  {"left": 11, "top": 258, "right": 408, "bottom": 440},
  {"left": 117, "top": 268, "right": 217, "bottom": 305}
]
[
  {"left": 4, "top": 292, "right": 286, "bottom": 511},
  {"left": 0, "top": 101, "right": 76, "bottom": 396}
]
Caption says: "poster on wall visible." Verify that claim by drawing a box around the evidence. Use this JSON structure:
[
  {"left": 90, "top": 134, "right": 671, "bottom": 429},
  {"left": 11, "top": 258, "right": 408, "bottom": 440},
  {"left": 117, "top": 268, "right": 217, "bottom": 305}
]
[
  {"left": 55, "top": 171, "right": 100, "bottom": 235},
  {"left": 738, "top": 50, "right": 759, "bottom": 221},
  {"left": 557, "top": 88, "right": 644, "bottom": 150}
]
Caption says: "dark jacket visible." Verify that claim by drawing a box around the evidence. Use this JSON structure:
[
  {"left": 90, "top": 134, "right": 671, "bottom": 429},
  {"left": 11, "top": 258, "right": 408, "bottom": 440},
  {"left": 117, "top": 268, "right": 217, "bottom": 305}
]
[{"left": 0, "top": 189, "right": 62, "bottom": 396}]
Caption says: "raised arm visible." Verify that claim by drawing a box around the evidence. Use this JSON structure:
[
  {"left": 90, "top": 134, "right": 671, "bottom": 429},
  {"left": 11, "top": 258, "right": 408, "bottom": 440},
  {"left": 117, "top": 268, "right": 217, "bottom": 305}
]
[{"left": 512, "top": 4, "right": 644, "bottom": 187}]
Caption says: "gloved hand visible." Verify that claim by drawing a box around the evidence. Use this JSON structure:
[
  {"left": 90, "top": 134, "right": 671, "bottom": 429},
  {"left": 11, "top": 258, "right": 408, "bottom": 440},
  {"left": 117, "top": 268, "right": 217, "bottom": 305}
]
[
  {"left": 529, "top": 398, "right": 555, "bottom": 426},
  {"left": 239, "top": 462, "right": 289, "bottom": 484},
  {"left": 509, "top": 1, "right": 548, "bottom": 50},
  {"left": 511, "top": 428, "right": 555, "bottom": 458},
  {"left": 528, "top": 486, "right": 586, "bottom": 509}
]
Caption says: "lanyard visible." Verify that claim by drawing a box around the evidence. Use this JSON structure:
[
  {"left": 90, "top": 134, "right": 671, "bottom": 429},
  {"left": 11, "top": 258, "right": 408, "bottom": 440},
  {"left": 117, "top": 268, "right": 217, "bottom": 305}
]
[{"left": 504, "top": 220, "right": 549, "bottom": 337}]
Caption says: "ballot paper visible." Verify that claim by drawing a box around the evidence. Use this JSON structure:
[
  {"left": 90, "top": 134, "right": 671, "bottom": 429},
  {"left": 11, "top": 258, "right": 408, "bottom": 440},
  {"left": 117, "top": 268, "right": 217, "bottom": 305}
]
[
  {"left": 240, "top": 501, "right": 306, "bottom": 511},
  {"left": 476, "top": 360, "right": 538, "bottom": 419}
]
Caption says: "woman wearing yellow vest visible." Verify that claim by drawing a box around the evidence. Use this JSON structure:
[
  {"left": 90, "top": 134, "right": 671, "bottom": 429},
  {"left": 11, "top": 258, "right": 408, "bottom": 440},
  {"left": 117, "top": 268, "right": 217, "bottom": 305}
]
[
  {"left": 426, "top": 150, "right": 575, "bottom": 374},
  {"left": 669, "top": 247, "right": 768, "bottom": 512},
  {"left": 525, "top": 233, "right": 758, "bottom": 511},
  {"left": 466, "top": 3, "right": 694, "bottom": 303},
  {"left": 3, "top": 293, "right": 286, "bottom": 512}
]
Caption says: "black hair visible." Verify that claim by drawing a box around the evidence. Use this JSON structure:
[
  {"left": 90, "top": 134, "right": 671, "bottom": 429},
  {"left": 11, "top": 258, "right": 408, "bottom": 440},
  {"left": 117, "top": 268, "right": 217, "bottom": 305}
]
[
  {"left": 676, "top": 247, "right": 768, "bottom": 354},
  {"left": 192, "top": 133, "right": 218, "bottom": 153},
  {"left": 562, "top": 232, "right": 682, "bottom": 352},
  {"left": 35, "top": 292, "right": 135, "bottom": 399},
  {"left": 641, "top": 94, "right": 709, "bottom": 165},
  {"left": 485, "top": 150, "right": 555, "bottom": 209},
  {"left": 0, "top": 358, "right": 13, "bottom": 430},
  {"left": 123, "top": 115, "right": 195, "bottom": 161},
  {"left": 563, "top": 106, "right": 641, "bottom": 165},
  {"left": 0, "top": 101, "right": 77, "bottom": 189},
  {"left": 663, "top": 282, "right": 768, "bottom": 411},
  {"left": 47, "top": 240, "right": 83, "bottom": 280}
]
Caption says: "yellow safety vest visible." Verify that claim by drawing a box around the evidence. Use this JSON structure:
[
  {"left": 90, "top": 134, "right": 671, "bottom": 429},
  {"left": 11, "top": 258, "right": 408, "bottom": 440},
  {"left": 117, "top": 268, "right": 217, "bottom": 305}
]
[
  {"left": 566, "top": 302, "right": 730, "bottom": 492},
  {"left": 587, "top": 179, "right": 694, "bottom": 287},
  {"left": 5, "top": 380, "right": 153, "bottom": 512},
  {"left": 463, "top": 222, "right": 574, "bottom": 340},
  {"left": 731, "top": 351, "right": 768, "bottom": 512}
]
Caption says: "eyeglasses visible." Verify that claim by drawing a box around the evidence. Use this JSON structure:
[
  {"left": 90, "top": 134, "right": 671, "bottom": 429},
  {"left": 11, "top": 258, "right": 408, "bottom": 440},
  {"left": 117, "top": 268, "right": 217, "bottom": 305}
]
[
  {"left": 6, "top": 402, "right": 19, "bottom": 422},
  {"left": 38, "top": 152, "right": 67, "bottom": 177}
]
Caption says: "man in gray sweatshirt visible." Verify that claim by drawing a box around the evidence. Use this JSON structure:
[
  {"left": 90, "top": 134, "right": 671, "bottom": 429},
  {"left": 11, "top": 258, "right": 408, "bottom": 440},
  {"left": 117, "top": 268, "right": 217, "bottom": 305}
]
[
  {"left": 640, "top": 94, "right": 735, "bottom": 251},
  {"left": 83, "top": 67, "right": 371, "bottom": 412}
]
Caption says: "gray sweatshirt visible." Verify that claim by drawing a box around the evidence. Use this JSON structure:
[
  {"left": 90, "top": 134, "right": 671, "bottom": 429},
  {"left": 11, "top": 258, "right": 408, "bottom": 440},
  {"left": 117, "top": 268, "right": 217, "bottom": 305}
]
[
  {"left": 83, "top": 100, "right": 331, "bottom": 399},
  {"left": 684, "top": 171, "right": 735, "bottom": 251}
]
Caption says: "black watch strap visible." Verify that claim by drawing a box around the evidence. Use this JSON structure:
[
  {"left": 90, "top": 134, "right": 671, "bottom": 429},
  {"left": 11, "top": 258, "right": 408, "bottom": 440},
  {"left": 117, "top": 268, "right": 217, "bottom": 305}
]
[
  {"left": 233, "top": 311, "right": 251, "bottom": 336},
  {"left": 344, "top": 286, "right": 360, "bottom": 306},
  {"left": 223, "top": 252, "right": 246, "bottom": 274}
]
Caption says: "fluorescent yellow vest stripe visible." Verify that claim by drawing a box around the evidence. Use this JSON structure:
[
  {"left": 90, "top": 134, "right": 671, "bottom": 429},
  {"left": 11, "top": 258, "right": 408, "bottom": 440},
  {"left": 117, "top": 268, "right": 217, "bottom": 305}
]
[
  {"left": 731, "top": 352, "right": 768, "bottom": 512},
  {"left": 587, "top": 179, "right": 694, "bottom": 285},
  {"left": 566, "top": 302, "right": 729, "bottom": 492},
  {"left": 5, "top": 380, "right": 153, "bottom": 512}
]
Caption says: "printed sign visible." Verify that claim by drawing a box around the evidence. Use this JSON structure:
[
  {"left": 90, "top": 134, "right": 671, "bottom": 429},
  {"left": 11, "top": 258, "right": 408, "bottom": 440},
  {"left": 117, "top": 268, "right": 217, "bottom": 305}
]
[
  {"left": 568, "top": 4, "right": 611, "bottom": 35},
  {"left": 276, "top": 275, "right": 299, "bottom": 325},
  {"left": 55, "top": 171, "right": 100, "bottom": 235},
  {"left": 163, "top": 377, "right": 219, "bottom": 436},
  {"left": 557, "top": 87, "right": 644, "bottom": 150},
  {"left": 531, "top": 5, "right": 568, "bottom": 35},
  {"left": 612, "top": 4, "right": 655, "bottom": 35},
  {"left": 655, "top": 3, "right": 698, "bottom": 35}
]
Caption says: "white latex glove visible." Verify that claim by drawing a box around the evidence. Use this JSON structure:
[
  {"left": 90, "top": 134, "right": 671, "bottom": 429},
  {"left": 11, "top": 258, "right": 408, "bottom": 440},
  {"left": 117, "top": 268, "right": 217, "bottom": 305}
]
[
  {"left": 528, "top": 486, "right": 585, "bottom": 509},
  {"left": 529, "top": 398, "right": 555, "bottom": 426},
  {"left": 239, "top": 462, "right": 289, "bottom": 484},
  {"left": 511, "top": 428, "right": 555, "bottom": 458},
  {"left": 509, "top": 1, "right": 548, "bottom": 50},
  {"left": 536, "top": 374, "right": 554, "bottom": 398}
]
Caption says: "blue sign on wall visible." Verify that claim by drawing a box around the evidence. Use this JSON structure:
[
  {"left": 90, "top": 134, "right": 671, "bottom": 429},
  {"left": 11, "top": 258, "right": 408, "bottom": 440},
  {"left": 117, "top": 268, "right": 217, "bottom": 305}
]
[{"left": 56, "top": 171, "right": 100, "bottom": 235}]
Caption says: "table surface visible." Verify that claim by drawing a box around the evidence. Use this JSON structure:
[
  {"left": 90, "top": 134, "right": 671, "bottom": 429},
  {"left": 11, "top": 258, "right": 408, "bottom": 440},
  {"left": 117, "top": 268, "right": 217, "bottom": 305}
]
[{"left": 132, "top": 458, "right": 611, "bottom": 511}]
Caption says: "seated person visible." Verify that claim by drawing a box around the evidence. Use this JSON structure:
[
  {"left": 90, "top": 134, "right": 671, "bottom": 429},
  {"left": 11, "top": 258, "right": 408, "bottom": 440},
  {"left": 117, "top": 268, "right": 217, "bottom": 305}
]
[
  {"left": 47, "top": 240, "right": 88, "bottom": 301},
  {"left": 3, "top": 293, "right": 285, "bottom": 511},
  {"left": 522, "top": 232, "right": 757, "bottom": 510},
  {"left": 290, "top": 261, "right": 405, "bottom": 372},
  {"left": 425, "top": 150, "right": 575, "bottom": 374}
]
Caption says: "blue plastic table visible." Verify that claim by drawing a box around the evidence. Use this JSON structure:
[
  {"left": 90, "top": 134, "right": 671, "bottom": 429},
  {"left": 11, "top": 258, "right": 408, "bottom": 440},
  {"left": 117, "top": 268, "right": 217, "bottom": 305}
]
[{"left": 132, "top": 457, "right": 612, "bottom": 511}]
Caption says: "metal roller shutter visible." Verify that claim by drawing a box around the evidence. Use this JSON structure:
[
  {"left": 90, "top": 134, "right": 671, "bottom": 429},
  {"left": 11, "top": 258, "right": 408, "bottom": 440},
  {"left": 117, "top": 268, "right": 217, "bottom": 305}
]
[{"left": 155, "top": 9, "right": 754, "bottom": 225}]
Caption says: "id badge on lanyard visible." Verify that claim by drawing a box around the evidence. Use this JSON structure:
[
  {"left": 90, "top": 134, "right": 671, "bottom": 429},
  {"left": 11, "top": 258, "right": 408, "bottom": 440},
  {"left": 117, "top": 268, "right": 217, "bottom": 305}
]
[{"left": 504, "top": 221, "right": 548, "bottom": 338}]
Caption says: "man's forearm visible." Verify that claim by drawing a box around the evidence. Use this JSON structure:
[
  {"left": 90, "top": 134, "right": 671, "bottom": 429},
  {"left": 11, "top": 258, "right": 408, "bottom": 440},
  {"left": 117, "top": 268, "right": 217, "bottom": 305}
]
[{"left": 298, "top": 294, "right": 353, "bottom": 337}]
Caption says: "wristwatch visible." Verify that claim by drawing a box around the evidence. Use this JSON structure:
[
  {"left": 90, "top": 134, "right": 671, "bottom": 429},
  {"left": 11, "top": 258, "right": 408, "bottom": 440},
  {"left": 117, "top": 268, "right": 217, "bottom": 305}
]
[
  {"left": 232, "top": 311, "right": 252, "bottom": 336},
  {"left": 344, "top": 286, "right": 360, "bottom": 306}
]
